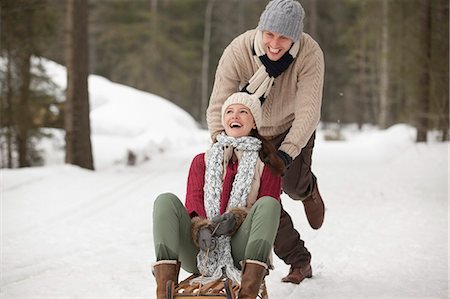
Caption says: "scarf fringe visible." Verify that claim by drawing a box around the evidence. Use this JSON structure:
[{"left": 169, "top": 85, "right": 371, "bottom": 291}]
[{"left": 189, "top": 265, "right": 242, "bottom": 287}]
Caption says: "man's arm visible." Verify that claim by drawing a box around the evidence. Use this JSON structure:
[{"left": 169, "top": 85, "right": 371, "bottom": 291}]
[
  {"left": 206, "top": 46, "right": 242, "bottom": 141},
  {"left": 279, "top": 39, "right": 325, "bottom": 159}
]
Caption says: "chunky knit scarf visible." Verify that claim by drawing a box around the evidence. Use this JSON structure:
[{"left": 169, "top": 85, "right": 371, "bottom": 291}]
[
  {"left": 191, "top": 133, "right": 262, "bottom": 286},
  {"left": 241, "top": 30, "right": 300, "bottom": 103}
]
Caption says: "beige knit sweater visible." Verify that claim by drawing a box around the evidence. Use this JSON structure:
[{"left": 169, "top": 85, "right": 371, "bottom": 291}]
[{"left": 206, "top": 29, "right": 324, "bottom": 159}]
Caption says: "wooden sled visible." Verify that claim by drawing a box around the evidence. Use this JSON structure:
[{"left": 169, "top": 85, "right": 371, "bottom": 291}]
[{"left": 166, "top": 273, "right": 268, "bottom": 299}]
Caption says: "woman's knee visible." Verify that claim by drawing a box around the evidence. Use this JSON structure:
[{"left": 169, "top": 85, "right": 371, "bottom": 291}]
[
  {"left": 153, "top": 192, "right": 181, "bottom": 213},
  {"left": 253, "top": 196, "right": 281, "bottom": 215}
]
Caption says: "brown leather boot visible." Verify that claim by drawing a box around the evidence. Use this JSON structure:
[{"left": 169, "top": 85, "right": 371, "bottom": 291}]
[
  {"left": 302, "top": 175, "right": 325, "bottom": 229},
  {"left": 152, "top": 260, "right": 180, "bottom": 299},
  {"left": 281, "top": 263, "right": 313, "bottom": 284},
  {"left": 238, "top": 260, "right": 268, "bottom": 299}
]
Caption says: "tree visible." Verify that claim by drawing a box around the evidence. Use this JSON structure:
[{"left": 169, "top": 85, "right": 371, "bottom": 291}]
[
  {"left": 414, "top": 0, "right": 432, "bottom": 142},
  {"left": 378, "top": 0, "right": 390, "bottom": 129},
  {"left": 0, "top": 0, "right": 59, "bottom": 168},
  {"left": 201, "top": 0, "right": 216, "bottom": 127},
  {"left": 303, "top": 0, "right": 318, "bottom": 39},
  {"left": 430, "top": 0, "right": 449, "bottom": 141},
  {"left": 0, "top": 0, "right": 15, "bottom": 168},
  {"left": 2, "top": 0, "right": 34, "bottom": 167},
  {"left": 65, "top": 0, "right": 94, "bottom": 170}
]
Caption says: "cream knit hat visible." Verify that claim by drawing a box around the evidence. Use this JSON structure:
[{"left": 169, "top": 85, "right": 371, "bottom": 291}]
[{"left": 221, "top": 92, "right": 263, "bottom": 130}]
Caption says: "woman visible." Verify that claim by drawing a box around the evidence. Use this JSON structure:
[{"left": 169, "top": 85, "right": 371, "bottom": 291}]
[{"left": 152, "top": 92, "right": 284, "bottom": 299}]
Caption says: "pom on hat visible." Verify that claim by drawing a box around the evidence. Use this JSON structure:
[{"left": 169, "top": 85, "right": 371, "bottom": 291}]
[
  {"left": 221, "top": 92, "right": 263, "bottom": 130},
  {"left": 257, "top": 0, "right": 305, "bottom": 42}
]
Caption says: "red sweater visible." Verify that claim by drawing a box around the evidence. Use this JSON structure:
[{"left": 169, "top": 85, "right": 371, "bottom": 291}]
[{"left": 185, "top": 153, "right": 281, "bottom": 218}]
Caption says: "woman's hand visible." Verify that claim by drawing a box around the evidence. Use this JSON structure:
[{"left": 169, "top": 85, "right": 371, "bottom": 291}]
[
  {"left": 198, "top": 228, "right": 217, "bottom": 251},
  {"left": 212, "top": 213, "right": 237, "bottom": 236}
]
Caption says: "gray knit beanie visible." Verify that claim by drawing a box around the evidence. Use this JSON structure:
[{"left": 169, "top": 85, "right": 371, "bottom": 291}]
[{"left": 257, "top": 0, "right": 305, "bottom": 42}]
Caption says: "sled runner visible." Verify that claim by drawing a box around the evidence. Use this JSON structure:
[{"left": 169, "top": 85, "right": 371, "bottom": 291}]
[{"left": 166, "top": 273, "right": 268, "bottom": 299}]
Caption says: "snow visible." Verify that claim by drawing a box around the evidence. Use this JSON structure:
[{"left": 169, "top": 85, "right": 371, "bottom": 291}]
[
  {"left": 1, "top": 60, "right": 449, "bottom": 299},
  {"left": 28, "top": 58, "right": 203, "bottom": 170}
]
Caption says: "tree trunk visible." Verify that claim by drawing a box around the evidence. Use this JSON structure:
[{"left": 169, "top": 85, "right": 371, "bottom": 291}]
[
  {"left": 357, "top": 23, "right": 365, "bottom": 130},
  {"left": 14, "top": 4, "right": 33, "bottom": 168},
  {"left": 150, "top": 0, "right": 158, "bottom": 52},
  {"left": 0, "top": 0, "right": 15, "bottom": 168},
  {"left": 357, "top": 1, "right": 368, "bottom": 130},
  {"left": 201, "top": 0, "right": 216, "bottom": 127},
  {"left": 237, "top": 0, "right": 244, "bottom": 33},
  {"left": 308, "top": 0, "right": 318, "bottom": 40},
  {"left": 378, "top": 0, "right": 389, "bottom": 129},
  {"left": 434, "top": 0, "right": 449, "bottom": 142},
  {"left": 65, "top": 0, "right": 94, "bottom": 170},
  {"left": 415, "top": 0, "right": 432, "bottom": 142},
  {"left": 5, "top": 50, "right": 14, "bottom": 168},
  {"left": 16, "top": 54, "right": 32, "bottom": 167}
]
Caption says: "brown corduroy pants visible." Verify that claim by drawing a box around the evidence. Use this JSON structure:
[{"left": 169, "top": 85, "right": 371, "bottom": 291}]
[{"left": 270, "top": 131, "right": 316, "bottom": 268}]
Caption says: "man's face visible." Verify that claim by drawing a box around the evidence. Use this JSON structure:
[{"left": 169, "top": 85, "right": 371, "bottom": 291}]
[{"left": 262, "top": 31, "right": 294, "bottom": 61}]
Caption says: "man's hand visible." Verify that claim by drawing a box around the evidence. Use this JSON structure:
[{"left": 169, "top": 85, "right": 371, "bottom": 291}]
[
  {"left": 211, "top": 213, "right": 236, "bottom": 236},
  {"left": 277, "top": 150, "right": 293, "bottom": 168}
]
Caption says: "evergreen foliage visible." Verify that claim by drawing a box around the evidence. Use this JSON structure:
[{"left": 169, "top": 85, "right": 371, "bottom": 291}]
[{"left": 0, "top": 0, "right": 61, "bottom": 167}]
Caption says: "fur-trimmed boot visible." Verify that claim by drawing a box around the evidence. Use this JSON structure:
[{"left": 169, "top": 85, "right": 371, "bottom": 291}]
[
  {"left": 238, "top": 260, "right": 268, "bottom": 299},
  {"left": 152, "top": 260, "right": 180, "bottom": 299}
]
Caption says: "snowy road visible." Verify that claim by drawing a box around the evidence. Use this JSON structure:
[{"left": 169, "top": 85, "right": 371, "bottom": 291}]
[{"left": 1, "top": 127, "right": 448, "bottom": 299}]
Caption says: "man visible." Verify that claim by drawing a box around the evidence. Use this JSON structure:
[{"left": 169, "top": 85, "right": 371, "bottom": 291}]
[{"left": 206, "top": 0, "right": 325, "bottom": 284}]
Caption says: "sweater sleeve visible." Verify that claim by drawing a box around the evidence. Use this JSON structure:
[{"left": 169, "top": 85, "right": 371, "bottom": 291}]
[
  {"left": 185, "top": 153, "right": 206, "bottom": 218},
  {"left": 207, "top": 30, "right": 259, "bottom": 142},
  {"left": 206, "top": 45, "right": 242, "bottom": 141},
  {"left": 257, "top": 166, "right": 282, "bottom": 201},
  {"left": 279, "top": 38, "right": 325, "bottom": 159}
]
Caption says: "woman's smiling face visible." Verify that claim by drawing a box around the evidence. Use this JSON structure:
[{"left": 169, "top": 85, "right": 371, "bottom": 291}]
[{"left": 223, "top": 104, "right": 256, "bottom": 138}]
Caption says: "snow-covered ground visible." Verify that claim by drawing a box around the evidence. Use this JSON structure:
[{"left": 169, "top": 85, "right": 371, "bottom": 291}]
[{"left": 1, "top": 60, "right": 449, "bottom": 298}]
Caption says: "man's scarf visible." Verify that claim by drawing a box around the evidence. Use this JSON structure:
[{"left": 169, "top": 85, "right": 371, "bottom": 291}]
[
  {"left": 241, "top": 30, "right": 300, "bottom": 103},
  {"left": 191, "top": 133, "right": 262, "bottom": 286}
]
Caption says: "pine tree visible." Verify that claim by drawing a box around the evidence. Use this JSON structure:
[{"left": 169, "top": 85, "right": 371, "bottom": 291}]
[
  {"left": 65, "top": 0, "right": 94, "bottom": 170},
  {"left": 0, "top": 0, "right": 60, "bottom": 168}
]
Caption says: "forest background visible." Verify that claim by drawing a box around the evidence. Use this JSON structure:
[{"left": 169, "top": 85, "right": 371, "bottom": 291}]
[{"left": 0, "top": 0, "right": 449, "bottom": 169}]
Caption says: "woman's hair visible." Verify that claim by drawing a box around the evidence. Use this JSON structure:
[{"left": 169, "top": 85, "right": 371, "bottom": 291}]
[{"left": 251, "top": 129, "right": 285, "bottom": 176}]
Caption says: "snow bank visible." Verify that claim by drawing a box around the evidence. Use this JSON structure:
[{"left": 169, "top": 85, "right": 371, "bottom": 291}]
[{"left": 39, "top": 58, "right": 208, "bottom": 169}]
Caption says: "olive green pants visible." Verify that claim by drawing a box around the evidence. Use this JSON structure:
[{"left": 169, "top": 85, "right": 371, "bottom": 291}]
[{"left": 153, "top": 193, "right": 281, "bottom": 273}]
